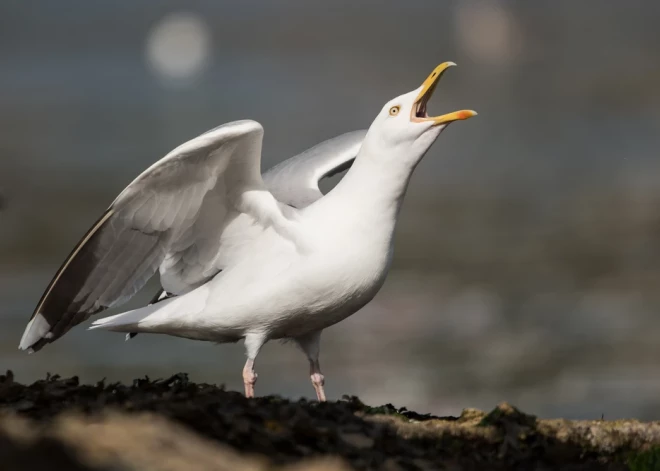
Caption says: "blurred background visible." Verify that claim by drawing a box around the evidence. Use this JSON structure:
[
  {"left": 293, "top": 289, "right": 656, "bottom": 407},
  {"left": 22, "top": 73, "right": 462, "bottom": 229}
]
[{"left": 2, "top": 0, "right": 660, "bottom": 420}]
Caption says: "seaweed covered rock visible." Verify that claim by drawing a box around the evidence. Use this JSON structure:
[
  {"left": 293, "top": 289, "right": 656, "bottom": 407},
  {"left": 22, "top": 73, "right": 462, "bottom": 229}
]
[{"left": 1, "top": 371, "right": 659, "bottom": 470}]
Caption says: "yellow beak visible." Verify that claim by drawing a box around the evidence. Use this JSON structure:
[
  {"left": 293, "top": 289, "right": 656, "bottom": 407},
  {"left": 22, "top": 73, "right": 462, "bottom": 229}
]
[{"left": 412, "top": 62, "right": 477, "bottom": 125}]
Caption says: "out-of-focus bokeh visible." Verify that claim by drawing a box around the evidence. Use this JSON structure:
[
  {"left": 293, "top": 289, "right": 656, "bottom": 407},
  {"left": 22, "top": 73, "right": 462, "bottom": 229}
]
[{"left": 2, "top": 1, "right": 660, "bottom": 420}]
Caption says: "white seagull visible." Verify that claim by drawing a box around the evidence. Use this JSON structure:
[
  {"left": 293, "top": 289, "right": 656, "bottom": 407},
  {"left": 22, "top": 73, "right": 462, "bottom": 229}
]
[{"left": 19, "top": 63, "right": 476, "bottom": 401}]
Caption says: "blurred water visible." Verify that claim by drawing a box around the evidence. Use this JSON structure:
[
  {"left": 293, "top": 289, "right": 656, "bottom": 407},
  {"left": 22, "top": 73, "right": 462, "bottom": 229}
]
[{"left": 2, "top": 1, "right": 660, "bottom": 420}]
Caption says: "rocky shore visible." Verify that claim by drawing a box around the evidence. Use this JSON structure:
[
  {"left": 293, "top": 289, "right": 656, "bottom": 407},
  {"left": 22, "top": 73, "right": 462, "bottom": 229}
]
[{"left": 1, "top": 371, "right": 658, "bottom": 470}]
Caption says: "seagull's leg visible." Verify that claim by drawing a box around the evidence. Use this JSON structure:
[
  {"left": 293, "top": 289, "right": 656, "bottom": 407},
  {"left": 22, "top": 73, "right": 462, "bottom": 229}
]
[
  {"left": 295, "top": 330, "right": 326, "bottom": 402},
  {"left": 243, "top": 332, "right": 266, "bottom": 398}
]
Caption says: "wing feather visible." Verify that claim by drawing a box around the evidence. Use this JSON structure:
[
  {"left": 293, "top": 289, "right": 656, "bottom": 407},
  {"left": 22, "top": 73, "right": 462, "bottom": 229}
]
[
  {"left": 263, "top": 130, "right": 366, "bottom": 208},
  {"left": 20, "top": 120, "right": 267, "bottom": 351},
  {"left": 21, "top": 122, "right": 366, "bottom": 352}
]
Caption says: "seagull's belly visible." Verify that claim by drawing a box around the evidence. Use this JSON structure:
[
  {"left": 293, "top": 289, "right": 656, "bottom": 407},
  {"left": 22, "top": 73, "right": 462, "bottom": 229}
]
[
  {"left": 200, "top": 231, "right": 393, "bottom": 340},
  {"left": 268, "top": 297, "right": 366, "bottom": 339},
  {"left": 207, "top": 274, "right": 382, "bottom": 340},
  {"left": 266, "top": 245, "right": 393, "bottom": 338}
]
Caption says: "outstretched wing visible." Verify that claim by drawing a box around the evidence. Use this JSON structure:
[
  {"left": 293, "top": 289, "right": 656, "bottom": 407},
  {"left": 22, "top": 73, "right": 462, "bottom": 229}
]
[
  {"left": 20, "top": 120, "right": 295, "bottom": 352},
  {"left": 263, "top": 130, "right": 366, "bottom": 208}
]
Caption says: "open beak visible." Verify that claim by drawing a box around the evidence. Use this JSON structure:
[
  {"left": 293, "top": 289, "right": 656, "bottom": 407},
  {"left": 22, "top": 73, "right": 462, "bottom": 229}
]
[{"left": 411, "top": 62, "right": 477, "bottom": 125}]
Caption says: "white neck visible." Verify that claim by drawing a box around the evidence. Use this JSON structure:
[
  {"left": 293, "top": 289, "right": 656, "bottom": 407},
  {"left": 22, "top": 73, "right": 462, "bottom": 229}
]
[
  {"left": 309, "top": 139, "right": 420, "bottom": 244},
  {"left": 339, "top": 151, "right": 412, "bottom": 214}
]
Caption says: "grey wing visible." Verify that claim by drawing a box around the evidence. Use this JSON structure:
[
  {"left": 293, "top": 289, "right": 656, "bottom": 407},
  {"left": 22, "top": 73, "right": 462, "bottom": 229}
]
[
  {"left": 263, "top": 130, "right": 366, "bottom": 208},
  {"left": 20, "top": 120, "right": 271, "bottom": 352}
]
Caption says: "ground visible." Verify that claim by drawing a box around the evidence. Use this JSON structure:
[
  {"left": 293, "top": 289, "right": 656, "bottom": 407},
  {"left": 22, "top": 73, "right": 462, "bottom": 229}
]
[{"left": 1, "top": 371, "right": 659, "bottom": 470}]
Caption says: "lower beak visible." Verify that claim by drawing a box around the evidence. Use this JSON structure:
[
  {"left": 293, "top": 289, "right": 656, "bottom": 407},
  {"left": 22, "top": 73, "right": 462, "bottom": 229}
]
[{"left": 412, "top": 62, "right": 477, "bottom": 125}]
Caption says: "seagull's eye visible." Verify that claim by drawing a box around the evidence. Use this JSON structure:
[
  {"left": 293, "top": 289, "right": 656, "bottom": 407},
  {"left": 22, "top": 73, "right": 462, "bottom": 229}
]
[{"left": 389, "top": 106, "right": 400, "bottom": 116}]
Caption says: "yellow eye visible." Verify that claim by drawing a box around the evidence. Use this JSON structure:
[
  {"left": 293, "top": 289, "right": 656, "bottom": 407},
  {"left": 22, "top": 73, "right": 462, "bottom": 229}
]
[{"left": 389, "top": 106, "right": 400, "bottom": 116}]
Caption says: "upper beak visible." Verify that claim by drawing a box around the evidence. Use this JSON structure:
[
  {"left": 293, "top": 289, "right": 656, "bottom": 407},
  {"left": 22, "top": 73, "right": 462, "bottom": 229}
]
[{"left": 412, "top": 62, "right": 477, "bottom": 125}]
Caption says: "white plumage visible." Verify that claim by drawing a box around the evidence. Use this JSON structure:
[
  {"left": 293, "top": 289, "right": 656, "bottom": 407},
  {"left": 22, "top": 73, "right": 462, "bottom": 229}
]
[{"left": 20, "top": 63, "right": 476, "bottom": 401}]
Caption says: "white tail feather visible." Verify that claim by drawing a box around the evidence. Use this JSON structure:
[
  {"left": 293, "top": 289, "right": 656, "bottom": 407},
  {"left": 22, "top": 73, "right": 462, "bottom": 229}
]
[
  {"left": 89, "top": 297, "right": 178, "bottom": 332},
  {"left": 89, "top": 286, "right": 208, "bottom": 333}
]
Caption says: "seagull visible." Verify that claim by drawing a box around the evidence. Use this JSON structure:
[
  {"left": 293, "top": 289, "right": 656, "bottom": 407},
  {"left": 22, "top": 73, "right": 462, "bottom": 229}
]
[{"left": 19, "top": 62, "right": 476, "bottom": 401}]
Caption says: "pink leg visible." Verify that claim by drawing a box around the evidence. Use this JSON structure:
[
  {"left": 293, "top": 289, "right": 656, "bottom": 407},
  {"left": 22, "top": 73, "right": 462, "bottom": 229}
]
[
  {"left": 310, "top": 360, "right": 326, "bottom": 402},
  {"left": 242, "top": 358, "right": 257, "bottom": 398},
  {"left": 295, "top": 331, "right": 327, "bottom": 402},
  {"left": 242, "top": 333, "right": 266, "bottom": 399}
]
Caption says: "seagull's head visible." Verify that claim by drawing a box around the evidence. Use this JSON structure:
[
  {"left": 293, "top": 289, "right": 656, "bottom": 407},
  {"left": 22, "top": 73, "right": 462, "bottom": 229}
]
[{"left": 362, "top": 62, "right": 477, "bottom": 168}]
